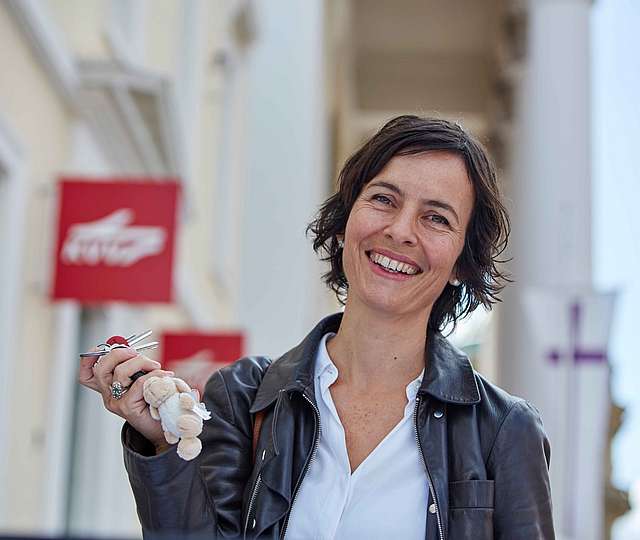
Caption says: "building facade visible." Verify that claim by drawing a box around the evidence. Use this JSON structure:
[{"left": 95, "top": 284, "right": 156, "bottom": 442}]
[
  {"left": 0, "top": 0, "right": 330, "bottom": 536},
  {"left": 0, "top": 0, "right": 627, "bottom": 538}
]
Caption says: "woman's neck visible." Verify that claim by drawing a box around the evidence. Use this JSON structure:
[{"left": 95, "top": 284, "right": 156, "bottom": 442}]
[{"left": 326, "top": 300, "right": 430, "bottom": 395}]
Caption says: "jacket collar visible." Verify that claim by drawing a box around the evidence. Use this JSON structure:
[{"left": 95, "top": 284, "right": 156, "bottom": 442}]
[{"left": 250, "top": 312, "right": 480, "bottom": 413}]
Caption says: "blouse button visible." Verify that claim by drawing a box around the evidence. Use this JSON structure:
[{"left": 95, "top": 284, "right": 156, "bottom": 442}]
[
  {"left": 428, "top": 503, "right": 437, "bottom": 514},
  {"left": 433, "top": 410, "right": 444, "bottom": 419}
]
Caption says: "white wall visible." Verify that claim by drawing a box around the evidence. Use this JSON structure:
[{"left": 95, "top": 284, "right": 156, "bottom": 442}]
[
  {"left": 239, "top": 0, "right": 332, "bottom": 357},
  {"left": 499, "top": 1, "right": 599, "bottom": 539}
]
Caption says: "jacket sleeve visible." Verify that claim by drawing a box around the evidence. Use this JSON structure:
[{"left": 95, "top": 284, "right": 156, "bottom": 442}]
[
  {"left": 487, "top": 399, "right": 555, "bottom": 540},
  {"left": 123, "top": 357, "right": 267, "bottom": 539}
]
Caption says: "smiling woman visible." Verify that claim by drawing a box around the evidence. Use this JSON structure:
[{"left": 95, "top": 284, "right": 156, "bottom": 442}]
[
  {"left": 339, "top": 152, "right": 475, "bottom": 324},
  {"left": 309, "top": 116, "right": 511, "bottom": 333},
  {"left": 83, "top": 115, "right": 555, "bottom": 540}
]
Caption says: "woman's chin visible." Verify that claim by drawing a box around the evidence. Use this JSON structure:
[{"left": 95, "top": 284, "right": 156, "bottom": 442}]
[{"left": 354, "top": 291, "right": 417, "bottom": 317}]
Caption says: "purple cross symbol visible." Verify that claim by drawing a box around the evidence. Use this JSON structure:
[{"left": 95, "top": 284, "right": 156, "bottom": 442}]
[
  {"left": 546, "top": 302, "right": 607, "bottom": 366},
  {"left": 545, "top": 300, "right": 609, "bottom": 537}
]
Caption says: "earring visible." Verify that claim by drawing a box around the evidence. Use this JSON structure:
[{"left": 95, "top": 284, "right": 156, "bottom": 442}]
[
  {"left": 337, "top": 238, "right": 344, "bottom": 249},
  {"left": 450, "top": 278, "right": 461, "bottom": 287}
]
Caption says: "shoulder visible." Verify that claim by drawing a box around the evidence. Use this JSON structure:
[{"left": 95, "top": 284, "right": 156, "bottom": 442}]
[
  {"left": 213, "top": 355, "right": 272, "bottom": 389},
  {"left": 472, "top": 371, "right": 550, "bottom": 464},
  {"left": 473, "top": 371, "right": 524, "bottom": 419},
  {"left": 202, "top": 356, "right": 272, "bottom": 427}
]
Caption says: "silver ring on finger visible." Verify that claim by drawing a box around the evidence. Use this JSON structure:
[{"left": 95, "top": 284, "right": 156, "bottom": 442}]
[{"left": 110, "top": 381, "right": 129, "bottom": 400}]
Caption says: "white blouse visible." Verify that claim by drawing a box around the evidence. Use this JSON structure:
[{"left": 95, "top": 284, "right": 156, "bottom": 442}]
[{"left": 285, "top": 332, "right": 428, "bottom": 540}]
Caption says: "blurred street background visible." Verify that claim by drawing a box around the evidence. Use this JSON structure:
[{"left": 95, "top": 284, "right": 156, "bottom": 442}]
[{"left": 0, "top": 0, "right": 637, "bottom": 538}]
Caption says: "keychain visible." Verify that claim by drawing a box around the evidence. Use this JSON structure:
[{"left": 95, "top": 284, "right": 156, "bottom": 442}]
[{"left": 80, "top": 330, "right": 159, "bottom": 399}]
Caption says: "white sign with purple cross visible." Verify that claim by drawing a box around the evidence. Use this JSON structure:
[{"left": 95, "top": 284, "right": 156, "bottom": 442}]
[{"left": 522, "top": 288, "right": 616, "bottom": 540}]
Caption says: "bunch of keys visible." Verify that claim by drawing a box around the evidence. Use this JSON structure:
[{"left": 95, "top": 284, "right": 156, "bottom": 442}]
[{"left": 80, "top": 330, "right": 159, "bottom": 399}]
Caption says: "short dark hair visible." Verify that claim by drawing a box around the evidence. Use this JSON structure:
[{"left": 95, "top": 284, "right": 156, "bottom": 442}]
[{"left": 306, "top": 115, "right": 511, "bottom": 333}]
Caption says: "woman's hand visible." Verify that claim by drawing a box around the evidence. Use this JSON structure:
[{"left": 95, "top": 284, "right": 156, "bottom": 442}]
[{"left": 78, "top": 346, "right": 174, "bottom": 450}]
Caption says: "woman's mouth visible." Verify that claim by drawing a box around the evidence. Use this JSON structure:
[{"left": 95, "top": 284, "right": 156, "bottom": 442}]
[{"left": 366, "top": 250, "right": 422, "bottom": 278}]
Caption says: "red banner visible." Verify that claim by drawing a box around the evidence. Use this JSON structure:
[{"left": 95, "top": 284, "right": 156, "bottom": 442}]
[
  {"left": 52, "top": 178, "right": 180, "bottom": 303},
  {"left": 161, "top": 332, "right": 245, "bottom": 394}
]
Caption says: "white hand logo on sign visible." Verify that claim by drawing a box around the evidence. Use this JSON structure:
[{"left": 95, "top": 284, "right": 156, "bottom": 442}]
[{"left": 61, "top": 208, "right": 166, "bottom": 266}]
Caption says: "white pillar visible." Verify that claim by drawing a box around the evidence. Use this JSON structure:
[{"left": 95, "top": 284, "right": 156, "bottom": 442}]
[
  {"left": 498, "top": 2, "right": 605, "bottom": 539},
  {"left": 509, "top": 0, "right": 592, "bottom": 289},
  {"left": 0, "top": 119, "right": 26, "bottom": 526},
  {"left": 239, "top": 0, "right": 329, "bottom": 356},
  {"left": 68, "top": 305, "right": 141, "bottom": 538}
]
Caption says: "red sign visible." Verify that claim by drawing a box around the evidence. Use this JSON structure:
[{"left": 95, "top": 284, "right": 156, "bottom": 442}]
[
  {"left": 161, "top": 332, "right": 245, "bottom": 394},
  {"left": 52, "top": 178, "right": 180, "bottom": 303}
]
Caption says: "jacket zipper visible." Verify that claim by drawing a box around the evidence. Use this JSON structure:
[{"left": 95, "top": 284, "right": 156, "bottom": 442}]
[
  {"left": 245, "top": 389, "right": 286, "bottom": 537},
  {"left": 413, "top": 395, "right": 445, "bottom": 540},
  {"left": 279, "top": 392, "right": 321, "bottom": 540},
  {"left": 244, "top": 474, "right": 262, "bottom": 537}
]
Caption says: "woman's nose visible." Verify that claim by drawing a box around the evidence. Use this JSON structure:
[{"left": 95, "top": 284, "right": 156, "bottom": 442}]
[{"left": 384, "top": 209, "right": 418, "bottom": 246}]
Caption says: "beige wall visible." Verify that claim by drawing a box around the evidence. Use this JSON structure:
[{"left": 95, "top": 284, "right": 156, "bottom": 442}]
[
  {"left": 0, "top": 4, "right": 73, "bottom": 530},
  {"left": 46, "top": 0, "right": 110, "bottom": 59},
  {"left": 145, "top": 0, "right": 182, "bottom": 74},
  {"left": 0, "top": 0, "right": 229, "bottom": 533}
]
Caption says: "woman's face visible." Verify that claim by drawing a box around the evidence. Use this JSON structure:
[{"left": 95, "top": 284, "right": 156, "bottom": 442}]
[{"left": 342, "top": 151, "right": 475, "bottom": 318}]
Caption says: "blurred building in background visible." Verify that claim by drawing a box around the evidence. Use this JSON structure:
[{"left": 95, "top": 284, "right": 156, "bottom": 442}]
[
  {"left": 0, "top": 0, "right": 630, "bottom": 539},
  {"left": 0, "top": 0, "right": 330, "bottom": 536},
  {"left": 331, "top": 4, "right": 627, "bottom": 538}
]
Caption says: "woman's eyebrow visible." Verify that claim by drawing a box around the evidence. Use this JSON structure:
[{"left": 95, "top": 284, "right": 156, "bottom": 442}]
[{"left": 367, "top": 180, "right": 460, "bottom": 224}]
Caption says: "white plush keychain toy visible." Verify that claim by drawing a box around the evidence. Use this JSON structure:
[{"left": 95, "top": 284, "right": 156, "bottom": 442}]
[{"left": 142, "top": 376, "right": 211, "bottom": 460}]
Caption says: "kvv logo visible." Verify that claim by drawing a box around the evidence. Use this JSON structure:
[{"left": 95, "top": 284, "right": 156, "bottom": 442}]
[{"left": 61, "top": 208, "right": 167, "bottom": 267}]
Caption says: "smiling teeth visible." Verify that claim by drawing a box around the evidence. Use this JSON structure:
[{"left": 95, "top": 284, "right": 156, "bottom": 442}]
[{"left": 369, "top": 252, "right": 419, "bottom": 275}]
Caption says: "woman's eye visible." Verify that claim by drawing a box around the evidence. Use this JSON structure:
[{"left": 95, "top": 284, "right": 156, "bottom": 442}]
[
  {"left": 427, "top": 214, "right": 450, "bottom": 226},
  {"left": 372, "top": 194, "right": 392, "bottom": 205}
]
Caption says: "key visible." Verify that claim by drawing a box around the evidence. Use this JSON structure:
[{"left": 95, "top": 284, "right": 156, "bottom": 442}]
[{"left": 79, "top": 331, "right": 159, "bottom": 358}]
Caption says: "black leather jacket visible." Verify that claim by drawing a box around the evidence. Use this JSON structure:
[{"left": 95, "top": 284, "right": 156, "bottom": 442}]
[{"left": 123, "top": 312, "right": 555, "bottom": 539}]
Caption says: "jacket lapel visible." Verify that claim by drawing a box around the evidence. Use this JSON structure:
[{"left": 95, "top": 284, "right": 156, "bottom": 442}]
[
  {"left": 419, "top": 330, "right": 481, "bottom": 404},
  {"left": 247, "top": 312, "right": 481, "bottom": 539},
  {"left": 250, "top": 313, "right": 343, "bottom": 414},
  {"left": 251, "top": 312, "right": 481, "bottom": 412},
  {"left": 416, "top": 330, "right": 480, "bottom": 539}
]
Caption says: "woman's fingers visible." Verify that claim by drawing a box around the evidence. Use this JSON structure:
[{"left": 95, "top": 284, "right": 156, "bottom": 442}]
[
  {"left": 78, "top": 346, "right": 105, "bottom": 392},
  {"left": 115, "top": 369, "right": 175, "bottom": 445},
  {"left": 92, "top": 347, "right": 139, "bottom": 391},
  {"left": 78, "top": 342, "right": 173, "bottom": 447},
  {"left": 112, "top": 355, "right": 162, "bottom": 387}
]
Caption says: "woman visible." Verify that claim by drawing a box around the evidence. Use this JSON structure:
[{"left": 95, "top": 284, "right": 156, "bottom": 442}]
[{"left": 79, "top": 116, "right": 555, "bottom": 539}]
